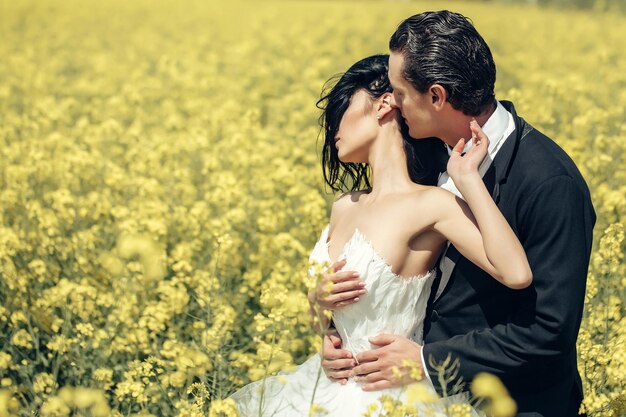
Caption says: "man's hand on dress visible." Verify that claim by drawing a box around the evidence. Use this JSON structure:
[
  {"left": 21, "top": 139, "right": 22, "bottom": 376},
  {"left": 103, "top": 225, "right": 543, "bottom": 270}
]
[
  {"left": 351, "top": 334, "right": 425, "bottom": 391},
  {"left": 308, "top": 258, "right": 367, "bottom": 310},
  {"left": 320, "top": 330, "right": 356, "bottom": 385}
]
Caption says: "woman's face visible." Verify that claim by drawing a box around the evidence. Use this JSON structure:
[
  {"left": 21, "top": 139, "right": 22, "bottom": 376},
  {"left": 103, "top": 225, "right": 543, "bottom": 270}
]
[{"left": 334, "top": 89, "right": 379, "bottom": 163}]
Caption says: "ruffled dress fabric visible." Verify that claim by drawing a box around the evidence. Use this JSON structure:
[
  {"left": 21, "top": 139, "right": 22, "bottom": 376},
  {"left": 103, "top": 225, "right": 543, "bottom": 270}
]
[{"left": 229, "top": 224, "right": 476, "bottom": 416}]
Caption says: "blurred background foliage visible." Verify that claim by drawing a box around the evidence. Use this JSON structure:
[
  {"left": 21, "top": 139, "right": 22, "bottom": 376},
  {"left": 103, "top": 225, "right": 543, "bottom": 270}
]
[{"left": 0, "top": 0, "right": 624, "bottom": 416}]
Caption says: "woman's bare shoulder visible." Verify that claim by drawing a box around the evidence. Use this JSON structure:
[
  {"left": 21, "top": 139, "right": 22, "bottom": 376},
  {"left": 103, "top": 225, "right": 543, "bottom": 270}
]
[
  {"left": 332, "top": 189, "right": 370, "bottom": 210},
  {"left": 401, "top": 185, "right": 466, "bottom": 224},
  {"left": 415, "top": 185, "right": 468, "bottom": 204},
  {"left": 404, "top": 184, "right": 452, "bottom": 203},
  {"left": 329, "top": 189, "right": 370, "bottom": 228}
]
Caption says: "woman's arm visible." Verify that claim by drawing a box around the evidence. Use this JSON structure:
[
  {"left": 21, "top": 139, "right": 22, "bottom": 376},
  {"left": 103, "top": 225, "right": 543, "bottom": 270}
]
[{"left": 431, "top": 120, "right": 532, "bottom": 289}]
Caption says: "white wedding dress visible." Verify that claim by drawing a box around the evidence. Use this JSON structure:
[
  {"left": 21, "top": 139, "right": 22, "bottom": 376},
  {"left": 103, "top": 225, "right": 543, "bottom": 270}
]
[{"left": 230, "top": 224, "right": 473, "bottom": 416}]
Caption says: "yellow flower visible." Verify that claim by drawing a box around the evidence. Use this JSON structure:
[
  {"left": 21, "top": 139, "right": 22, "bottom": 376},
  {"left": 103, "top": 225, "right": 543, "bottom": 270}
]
[
  {"left": 447, "top": 403, "right": 473, "bottom": 417},
  {"left": 363, "top": 402, "right": 379, "bottom": 417},
  {"left": 0, "top": 390, "right": 20, "bottom": 417},
  {"left": 40, "top": 396, "right": 70, "bottom": 417},
  {"left": 471, "top": 373, "right": 517, "bottom": 417},
  {"left": 208, "top": 398, "right": 239, "bottom": 417},
  {"left": 490, "top": 397, "right": 518, "bottom": 417},
  {"left": 33, "top": 373, "right": 57, "bottom": 395},
  {"left": 405, "top": 382, "right": 438, "bottom": 404},
  {"left": 0, "top": 0, "right": 624, "bottom": 414},
  {"left": 10, "top": 329, "right": 32, "bottom": 350},
  {"left": 0, "top": 353, "right": 11, "bottom": 371},
  {"left": 471, "top": 373, "right": 508, "bottom": 397},
  {"left": 309, "top": 403, "right": 329, "bottom": 417}
]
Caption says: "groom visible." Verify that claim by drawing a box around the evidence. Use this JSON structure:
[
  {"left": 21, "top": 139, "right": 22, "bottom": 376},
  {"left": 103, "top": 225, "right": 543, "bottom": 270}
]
[{"left": 320, "top": 10, "right": 596, "bottom": 417}]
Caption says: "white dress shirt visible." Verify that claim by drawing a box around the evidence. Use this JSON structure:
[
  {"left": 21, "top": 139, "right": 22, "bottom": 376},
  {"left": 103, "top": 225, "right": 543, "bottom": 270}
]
[
  {"left": 437, "top": 101, "right": 515, "bottom": 199},
  {"left": 418, "top": 100, "right": 515, "bottom": 387}
]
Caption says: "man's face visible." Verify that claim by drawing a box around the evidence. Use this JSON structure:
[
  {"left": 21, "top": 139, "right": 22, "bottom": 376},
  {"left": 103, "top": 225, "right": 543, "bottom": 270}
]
[{"left": 388, "top": 52, "right": 435, "bottom": 139}]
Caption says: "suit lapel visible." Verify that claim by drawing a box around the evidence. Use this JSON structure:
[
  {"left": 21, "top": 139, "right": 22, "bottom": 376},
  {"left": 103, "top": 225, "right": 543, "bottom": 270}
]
[{"left": 432, "top": 100, "right": 523, "bottom": 303}]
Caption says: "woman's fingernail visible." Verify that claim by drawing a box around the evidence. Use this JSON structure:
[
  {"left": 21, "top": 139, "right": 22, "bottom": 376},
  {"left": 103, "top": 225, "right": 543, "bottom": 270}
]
[{"left": 358, "top": 281, "right": 366, "bottom": 287}]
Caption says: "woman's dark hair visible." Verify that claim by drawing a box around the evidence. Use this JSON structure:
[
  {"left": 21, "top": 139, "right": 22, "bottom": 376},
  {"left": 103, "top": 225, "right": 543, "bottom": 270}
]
[
  {"left": 389, "top": 10, "right": 496, "bottom": 116},
  {"left": 316, "top": 54, "right": 446, "bottom": 193}
]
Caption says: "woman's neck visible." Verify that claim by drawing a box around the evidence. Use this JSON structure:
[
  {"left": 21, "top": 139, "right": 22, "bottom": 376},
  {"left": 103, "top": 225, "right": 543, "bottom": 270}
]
[{"left": 364, "top": 125, "right": 417, "bottom": 201}]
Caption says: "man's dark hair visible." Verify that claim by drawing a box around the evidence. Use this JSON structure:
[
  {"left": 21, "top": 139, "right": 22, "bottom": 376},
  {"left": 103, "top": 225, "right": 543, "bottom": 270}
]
[{"left": 389, "top": 10, "right": 496, "bottom": 116}]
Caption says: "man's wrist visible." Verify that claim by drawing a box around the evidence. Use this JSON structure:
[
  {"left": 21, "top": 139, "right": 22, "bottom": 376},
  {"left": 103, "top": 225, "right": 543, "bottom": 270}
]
[{"left": 419, "top": 345, "right": 434, "bottom": 385}]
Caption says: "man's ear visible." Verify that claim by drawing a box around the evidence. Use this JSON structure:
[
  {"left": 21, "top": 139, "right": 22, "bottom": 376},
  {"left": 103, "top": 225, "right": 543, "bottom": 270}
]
[
  {"left": 429, "top": 84, "right": 448, "bottom": 110},
  {"left": 376, "top": 93, "right": 394, "bottom": 120}
]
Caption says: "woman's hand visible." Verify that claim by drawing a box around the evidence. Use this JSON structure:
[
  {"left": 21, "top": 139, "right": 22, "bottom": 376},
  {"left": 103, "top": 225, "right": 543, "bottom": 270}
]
[
  {"left": 447, "top": 120, "right": 490, "bottom": 184},
  {"left": 308, "top": 258, "right": 366, "bottom": 311}
]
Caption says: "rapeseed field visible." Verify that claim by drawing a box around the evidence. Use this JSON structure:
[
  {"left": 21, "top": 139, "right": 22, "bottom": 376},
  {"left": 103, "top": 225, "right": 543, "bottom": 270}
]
[{"left": 0, "top": 0, "right": 624, "bottom": 416}]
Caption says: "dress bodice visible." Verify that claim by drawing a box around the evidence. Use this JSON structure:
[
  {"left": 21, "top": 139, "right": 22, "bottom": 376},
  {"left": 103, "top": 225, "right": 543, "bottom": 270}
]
[
  {"left": 308, "top": 224, "right": 436, "bottom": 357},
  {"left": 230, "top": 224, "right": 474, "bottom": 417}
]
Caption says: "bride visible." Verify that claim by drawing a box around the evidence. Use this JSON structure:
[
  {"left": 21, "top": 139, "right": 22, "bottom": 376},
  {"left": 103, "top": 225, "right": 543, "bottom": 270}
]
[{"left": 228, "top": 54, "right": 532, "bottom": 416}]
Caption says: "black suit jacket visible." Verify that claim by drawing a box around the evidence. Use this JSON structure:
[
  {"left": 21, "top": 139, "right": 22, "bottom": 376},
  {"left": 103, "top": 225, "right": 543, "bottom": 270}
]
[{"left": 422, "top": 101, "right": 596, "bottom": 417}]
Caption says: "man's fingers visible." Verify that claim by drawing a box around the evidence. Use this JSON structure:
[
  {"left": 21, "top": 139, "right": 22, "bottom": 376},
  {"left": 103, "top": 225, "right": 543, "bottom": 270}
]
[
  {"left": 331, "top": 258, "right": 347, "bottom": 272},
  {"left": 329, "top": 279, "right": 365, "bottom": 294},
  {"left": 326, "top": 289, "right": 365, "bottom": 305},
  {"left": 327, "top": 333, "right": 342, "bottom": 346},
  {"left": 369, "top": 333, "right": 396, "bottom": 346},
  {"left": 334, "top": 298, "right": 360, "bottom": 308},
  {"left": 322, "top": 346, "right": 353, "bottom": 361},
  {"left": 322, "top": 334, "right": 344, "bottom": 354},
  {"left": 318, "top": 291, "right": 364, "bottom": 310},
  {"left": 354, "top": 349, "right": 379, "bottom": 364},
  {"left": 326, "top": 369, "right": 352, "bottom": 380},
  {"left": 328, "top": 271, "right": 361, "bottom": 283},
  {"left": 322, "top": 358, "right": 355, "bottom": 371},
  {"left": 362, "top": 380, "right": 394, "bottom": 391},
  {"left": 352, "top": 361, "right": 380, "bottom": 377},
  {"left": 327, "top": 376, "right": 348, "bottom": 385},
  {"left": 356, "top": 371, "right": 385, "bottom": 384}
]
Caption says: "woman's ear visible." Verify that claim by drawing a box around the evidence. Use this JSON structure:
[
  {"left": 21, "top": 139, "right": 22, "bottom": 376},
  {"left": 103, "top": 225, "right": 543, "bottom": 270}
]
[
  {"left": 429, "top": 84, "right": 448, "bottom": 111},
  {"left": 376, "top": 93, "right": 394, "bottom": 120}
]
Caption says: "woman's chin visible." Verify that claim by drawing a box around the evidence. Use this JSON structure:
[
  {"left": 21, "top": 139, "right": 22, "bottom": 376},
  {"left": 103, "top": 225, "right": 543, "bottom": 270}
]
[
  {"left": 339, "top": 156, "right": 365, "bottom": 164},
  {"left": 338, "top": 149, "right": 366, "bottom": 164}
]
